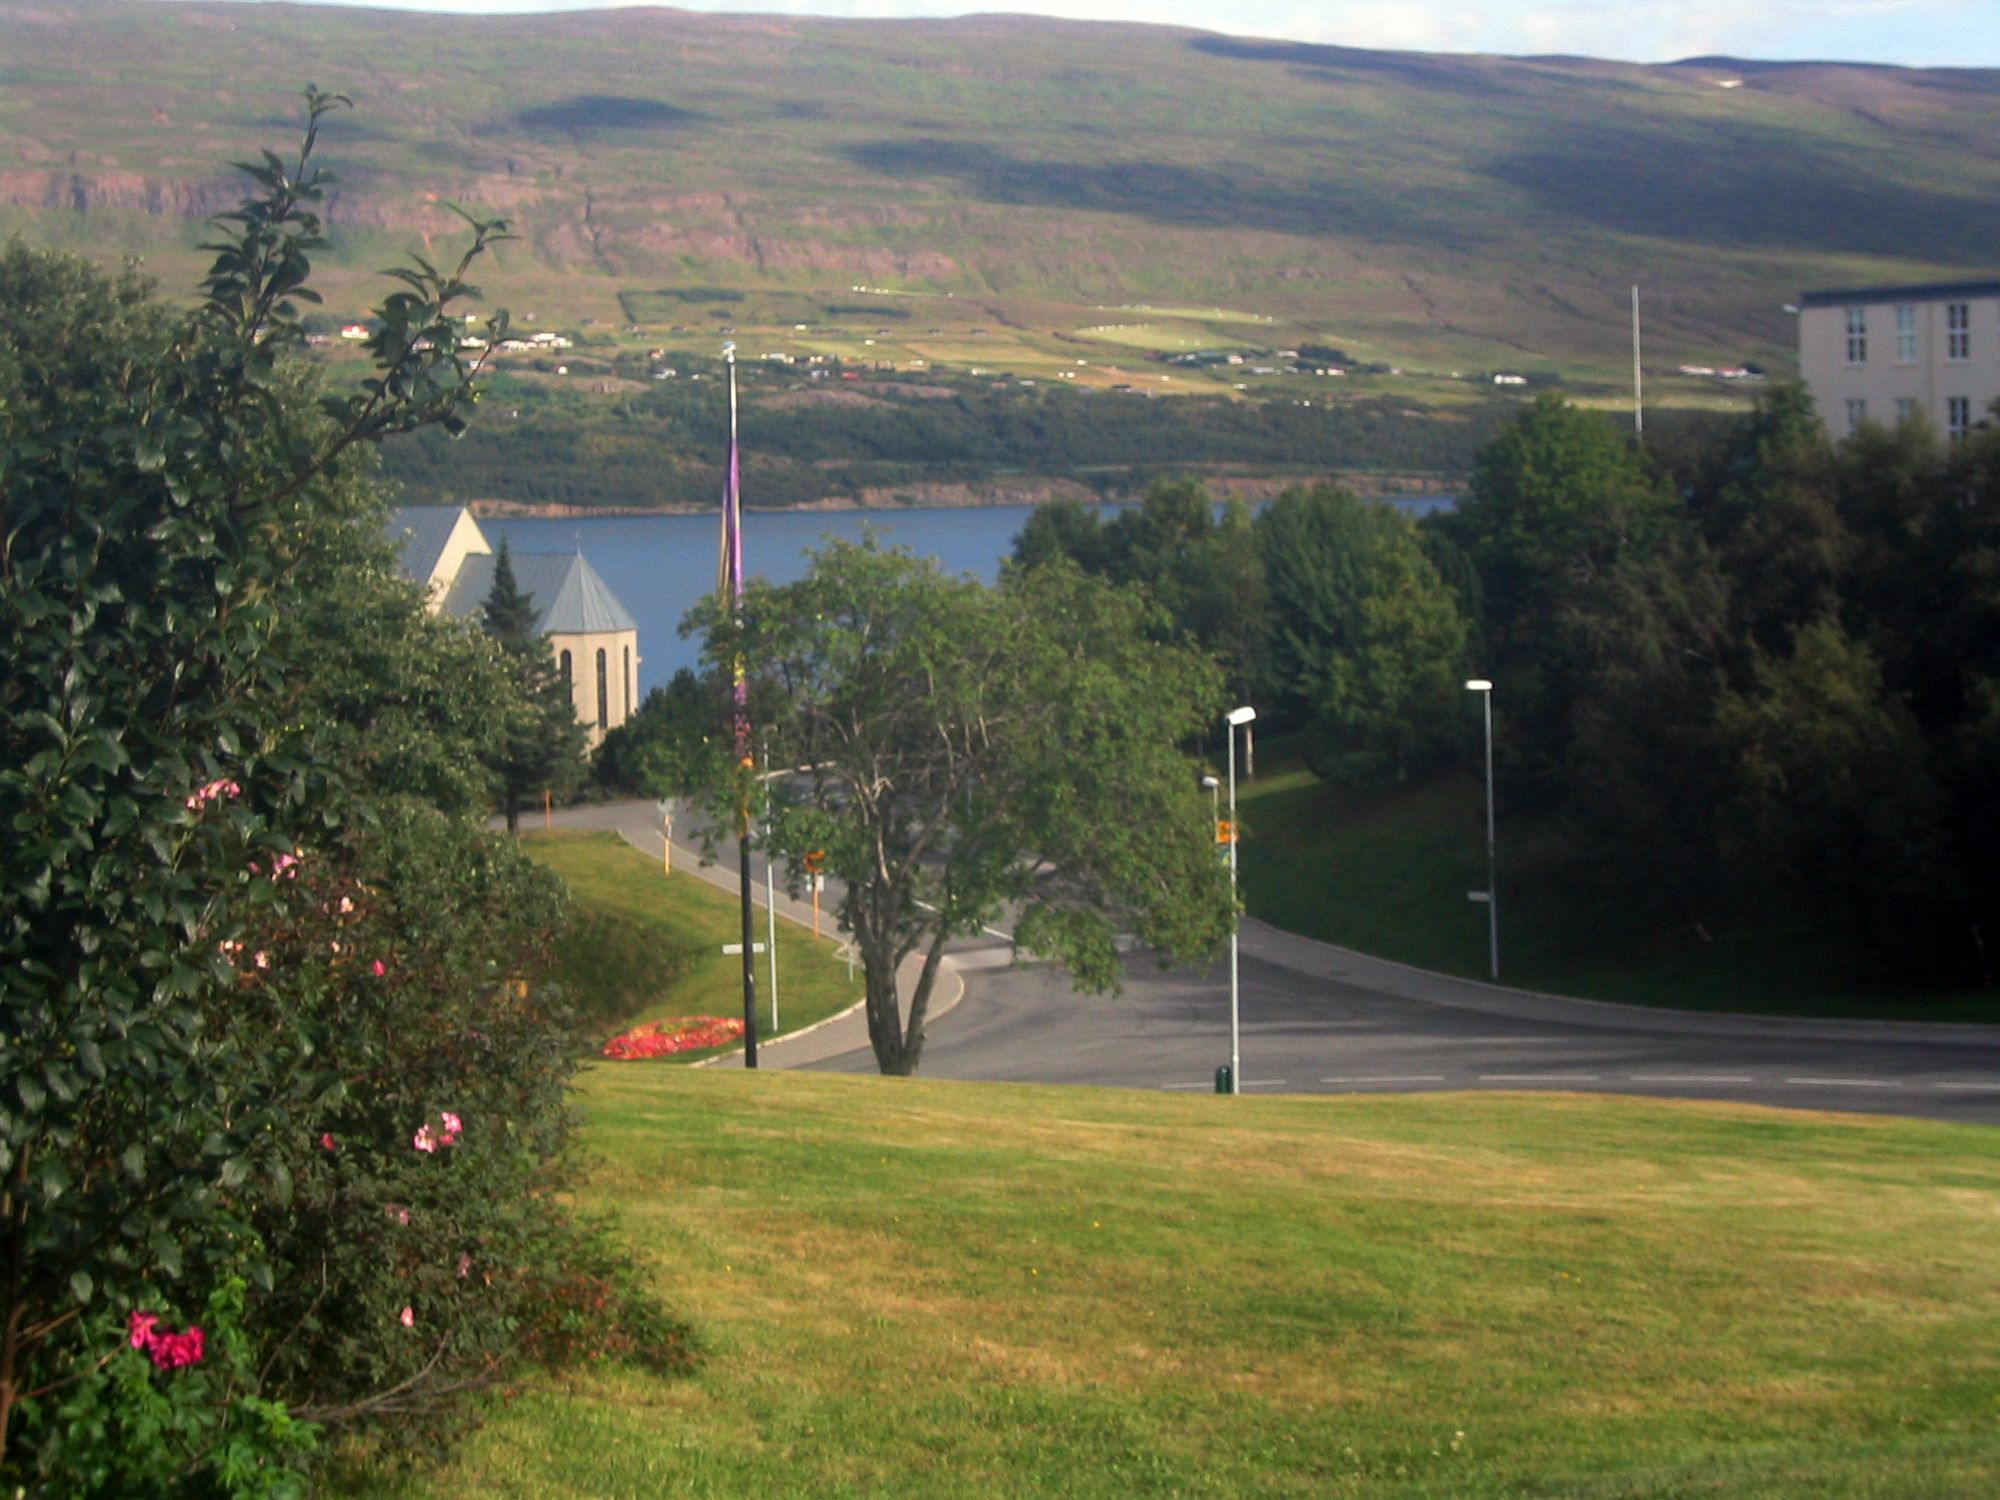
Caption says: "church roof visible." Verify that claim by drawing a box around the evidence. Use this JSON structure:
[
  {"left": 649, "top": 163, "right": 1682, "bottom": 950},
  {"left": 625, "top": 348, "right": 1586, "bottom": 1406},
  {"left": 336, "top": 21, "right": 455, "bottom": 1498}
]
[
  {"left": 440, "top": 549, "right": 638, "bottom": 636},
  {"left": 382, "top": 505, "right": 471, "bottom": 585}
]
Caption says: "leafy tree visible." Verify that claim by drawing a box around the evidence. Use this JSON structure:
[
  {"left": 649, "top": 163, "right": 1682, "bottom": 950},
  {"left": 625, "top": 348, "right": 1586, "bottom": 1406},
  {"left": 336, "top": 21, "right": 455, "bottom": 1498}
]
[
  {"left": 1716, "top": 616, "right": 1946, "bottom": 959},
  {"left": 0, "top": 93, "right": 671, "bottom": 1484},
  {"left": 1445, "top": 394, "right": 1674, "bottom": 787},
  {"left": 695, "top": 542, "right": 1235, "bottom": 1075},
  {"left": 596, "top": 668, "right": 730, "bottom": 797},
  {"left": 478, "top": 539, "right": 588, "bottom": 833},
  {"left": 1256, "top": 484, "right": 1469, "bottom": 785},
  {"left": 1685, "top": 383, "right": 1846, "bottom": 663}
]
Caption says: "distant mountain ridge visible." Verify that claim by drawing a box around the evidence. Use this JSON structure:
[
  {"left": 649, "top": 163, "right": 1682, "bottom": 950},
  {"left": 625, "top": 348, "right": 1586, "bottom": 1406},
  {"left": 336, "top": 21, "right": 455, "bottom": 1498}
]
[{"left": 4, "top": 0, "right": 1998, "bottom": 372}]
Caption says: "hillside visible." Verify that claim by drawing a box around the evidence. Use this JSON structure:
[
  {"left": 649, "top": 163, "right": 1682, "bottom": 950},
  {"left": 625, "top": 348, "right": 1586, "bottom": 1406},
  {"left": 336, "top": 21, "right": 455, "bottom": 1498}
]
[{"left": 6, "top": 0, "right": 2000, "bottom": 395}]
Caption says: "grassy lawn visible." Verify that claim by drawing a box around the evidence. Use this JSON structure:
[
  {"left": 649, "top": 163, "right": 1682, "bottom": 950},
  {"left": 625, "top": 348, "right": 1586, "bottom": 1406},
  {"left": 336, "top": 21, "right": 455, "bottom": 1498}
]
[
  {"left": 370, "top": 1070, "right": 2000, "bottom": 1496},
  {"left": 1235, "top": 764, "right": 2000, "bottom": 1023},
  {"left": 523, "top": 830, "right": 864, "bottom": 1055}
]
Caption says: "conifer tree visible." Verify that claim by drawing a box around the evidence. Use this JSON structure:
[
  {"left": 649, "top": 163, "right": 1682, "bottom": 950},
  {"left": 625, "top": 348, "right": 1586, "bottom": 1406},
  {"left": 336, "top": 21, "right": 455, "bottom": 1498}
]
[{"left": 479, "top": 540, "right": 587, "bottom": 831}]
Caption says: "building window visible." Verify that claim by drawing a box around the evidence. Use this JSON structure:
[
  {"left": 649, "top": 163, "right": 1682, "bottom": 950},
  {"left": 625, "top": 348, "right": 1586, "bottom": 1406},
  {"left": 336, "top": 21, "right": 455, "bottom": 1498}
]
[
  {"left": 1845, "top": 398, "right": 1867, "bottom": 436},
  {"left": 1895, "top": 305, "right": 1917, "bottom": 363},
  {"left": 623, "top": 646, "right": 632, "bottom": 718},
  {"left": 1895, "top": 397, "right": 1916, "bottom": 424},
  {"left": 1947, "top": 302, "right": 1970, "bottom": 361},
  {"left": 1844, "top": 306, "right": 1867, "bottom": 364},
  {"left": 1948, "top": 396, "right": 1971, "bottom": 441},
  {"left": 595, "top": 648, "right": 608, "bottom": 730},
  {"left": 559, "top": 649, "right": 571, "bottom": 683}
]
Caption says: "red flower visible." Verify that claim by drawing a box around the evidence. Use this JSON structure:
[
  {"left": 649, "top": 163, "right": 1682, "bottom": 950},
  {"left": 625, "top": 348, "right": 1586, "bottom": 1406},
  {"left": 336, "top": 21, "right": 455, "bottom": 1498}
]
[
  {"left": 126, "top": 1310, "right": 203, "bottom": 1371},
  {"left": 599, "top": 1015, "right": 746, "bottom": 1061}
]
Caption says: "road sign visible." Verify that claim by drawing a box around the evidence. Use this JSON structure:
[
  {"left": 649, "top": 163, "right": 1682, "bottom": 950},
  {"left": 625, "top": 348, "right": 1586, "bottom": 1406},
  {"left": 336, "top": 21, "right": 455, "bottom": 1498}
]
[
  {"left": 804, "top": 849, "right": 825, "bottom": 874},
  {"left": 722, "top": 943, "right": 767, "bottom": 955},
  {"left": 1467, "top": 890, "right": 1492, "bottom": 904},
  {"left": 1216, "top": 819, "right": 1237, "bottom": 845}
]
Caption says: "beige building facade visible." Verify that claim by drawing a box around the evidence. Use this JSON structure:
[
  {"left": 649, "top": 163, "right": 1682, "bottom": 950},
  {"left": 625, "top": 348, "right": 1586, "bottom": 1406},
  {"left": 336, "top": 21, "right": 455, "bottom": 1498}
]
[
  {"left": 1798, "top": 279, "right": 2000, "bottom": 442},
  {"left": 384, "top": 505, "right": 641, "bottom": 750}
]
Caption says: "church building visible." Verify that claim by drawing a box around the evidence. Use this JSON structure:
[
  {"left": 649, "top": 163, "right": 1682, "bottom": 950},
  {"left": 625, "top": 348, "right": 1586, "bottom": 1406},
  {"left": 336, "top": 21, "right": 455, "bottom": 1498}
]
[{"left": 384, "top": 505, "right": 640, "bottom": 749}]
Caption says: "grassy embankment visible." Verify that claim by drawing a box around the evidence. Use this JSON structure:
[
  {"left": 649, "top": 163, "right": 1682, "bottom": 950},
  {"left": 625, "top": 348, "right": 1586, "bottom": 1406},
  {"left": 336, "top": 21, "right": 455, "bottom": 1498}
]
[
  {"left": 1235, "top": 760, "right": 2000, "bottom": 1023},
  {"left": 368, "top": 1062, "right": 2000, "bottom": 1497},
  {"left": 523, "top": 830, "right": 862, "bottom": 1053},
  {"left": 354, "top": 829, "right": 2000, "bottom": 1496}
]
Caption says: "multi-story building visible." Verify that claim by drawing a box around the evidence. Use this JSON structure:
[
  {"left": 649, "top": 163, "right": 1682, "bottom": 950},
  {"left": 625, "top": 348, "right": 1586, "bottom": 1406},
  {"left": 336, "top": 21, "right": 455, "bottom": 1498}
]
[
  {"left": 385, "top": 505, "right": 640, "bottom": 749},
  {"left": 1797, "top": 278, "right": 2000, "bottom": 441}
]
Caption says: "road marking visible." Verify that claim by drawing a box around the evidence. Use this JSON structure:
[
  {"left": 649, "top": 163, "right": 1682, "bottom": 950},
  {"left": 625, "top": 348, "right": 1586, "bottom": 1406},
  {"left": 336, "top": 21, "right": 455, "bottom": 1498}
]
[
  {"left": 1783, "top": 1077, "right": 1895, "bottom": 1088},
  {"left": 1320, "top": 1074, "right": 1446, "bottom": 1084},
  {"left": 1932, "top": 1082, "right": 2000, "bottom": 1091},
  {"left": 1160, "top": 1082, "right": 1213, "bottom": 1091},
  {"left": 1629, "top": 1074, "right": 1756, "bottom": 1084},
  {"left": 1480, "top": 1073, "right": 1602, "bottom": 1083}
]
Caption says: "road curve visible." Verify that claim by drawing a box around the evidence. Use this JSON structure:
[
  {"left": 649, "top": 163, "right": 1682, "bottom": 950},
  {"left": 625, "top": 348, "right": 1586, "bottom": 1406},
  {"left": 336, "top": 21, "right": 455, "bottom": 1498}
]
[{"left": 544, "top": 801, "right": 2000, "bottom": 1124}]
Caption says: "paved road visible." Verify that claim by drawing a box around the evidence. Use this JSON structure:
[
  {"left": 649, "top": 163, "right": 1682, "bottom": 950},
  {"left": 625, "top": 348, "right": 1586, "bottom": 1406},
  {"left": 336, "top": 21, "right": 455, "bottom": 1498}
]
[
  {"left": 555, "top": 801, "right": 2000, "bottom": 1125},
  {"left": 809, "top": 941, "right": 2000, "bottom": 1125}
]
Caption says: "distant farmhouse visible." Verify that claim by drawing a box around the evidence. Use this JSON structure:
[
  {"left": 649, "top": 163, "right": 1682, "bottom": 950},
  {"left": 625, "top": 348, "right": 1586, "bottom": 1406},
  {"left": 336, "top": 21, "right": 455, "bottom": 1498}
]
[
  {"left": 384, "top": 505, "right": 639, "bottom": 749},
  {"left": 1799, "top": 278, "right": 2000, "bottom": 441}
]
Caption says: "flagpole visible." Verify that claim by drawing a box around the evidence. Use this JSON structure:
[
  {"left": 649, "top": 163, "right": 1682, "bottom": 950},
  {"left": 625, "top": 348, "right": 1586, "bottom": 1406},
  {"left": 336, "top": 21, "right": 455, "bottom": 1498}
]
[{"left": 722, "top": 341, "right": 759, "bottom": 1068}]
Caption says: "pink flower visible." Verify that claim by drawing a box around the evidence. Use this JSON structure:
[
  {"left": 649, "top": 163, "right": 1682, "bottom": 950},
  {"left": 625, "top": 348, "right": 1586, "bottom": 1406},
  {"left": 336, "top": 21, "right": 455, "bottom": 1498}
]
[
  {"left": 385, "top": 1204, "right": 410, "bottom": 1225},
  {"left": 253, "top": 950, "right": 269, "bottom": 970},
  {"left": 370, "top": 959, "right": 387, "bottom": 978},
  {"left": 457, "top": 1253, "right": 472, "bottom": 1279},
  {"left": 337, "top": 896, "right": 355, "bottom": 915},
  {"left": 149, "top": 1327, "right": 204, "bottom": 1371},
  {"left": 440, "top": 1111, "right": 463, "bottom": 1143},
  {"left": 400, "top": 1305, "right": 415, "bottom": 1328},
  {"left": 184, "top": 778, "right": 241, "bottom": 810},
  {"left": 320, "top": 1132, "right": 337, "bottom": 1152},
  {"left": 127, "top": 1311, "right": 204, "bottom": 1371},
  {"left": 413, "top": 1125, "right": 437, "bottom": 1153}
]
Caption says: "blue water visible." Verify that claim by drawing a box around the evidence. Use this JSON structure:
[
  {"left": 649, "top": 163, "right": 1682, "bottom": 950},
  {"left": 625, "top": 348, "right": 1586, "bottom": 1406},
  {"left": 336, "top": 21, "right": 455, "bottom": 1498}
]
[{"left": 487, "top": 496, "right": 1453, "bottom": 696}]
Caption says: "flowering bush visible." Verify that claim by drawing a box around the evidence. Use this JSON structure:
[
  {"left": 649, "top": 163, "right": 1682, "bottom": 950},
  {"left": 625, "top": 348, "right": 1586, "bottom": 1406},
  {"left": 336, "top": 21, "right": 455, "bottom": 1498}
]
[{"left": 600, "top": 1016, "right": 747, "bottom": 1060}]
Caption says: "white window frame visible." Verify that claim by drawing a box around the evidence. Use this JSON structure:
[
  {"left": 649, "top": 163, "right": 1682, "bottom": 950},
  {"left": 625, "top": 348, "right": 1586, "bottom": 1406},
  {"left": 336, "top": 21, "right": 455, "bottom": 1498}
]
[
  {"left": 1844, "top": 307, "right": 1867, "bottom": 364},
  {"left": 1947, "top": 396, "right": 1971, "bottom": 441},
  {"left": 1895, "top": 305, "right": 1917, "bottom": 364},
  {"left": 1845, "top": 398, "right": 1867, "bottom": 436},
  {"left": 1947, "top": 302, "right": 1970, "bottom": 362}
]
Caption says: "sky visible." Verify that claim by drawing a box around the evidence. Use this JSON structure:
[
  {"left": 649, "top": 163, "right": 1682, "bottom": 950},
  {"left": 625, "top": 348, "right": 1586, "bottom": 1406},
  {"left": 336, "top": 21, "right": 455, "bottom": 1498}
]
[{"left": 196, "top": 0, "right": 2000, "bottom": 68}]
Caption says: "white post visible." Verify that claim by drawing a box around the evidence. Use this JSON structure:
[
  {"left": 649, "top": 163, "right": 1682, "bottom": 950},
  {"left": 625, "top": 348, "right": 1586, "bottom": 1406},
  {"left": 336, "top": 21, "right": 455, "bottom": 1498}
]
[
  {"left": 766, "top": 843, "right": 780, "bottom": 1033},
  {"left": 1224, "top": 705, "right": 1255, "bottom": 1096}
]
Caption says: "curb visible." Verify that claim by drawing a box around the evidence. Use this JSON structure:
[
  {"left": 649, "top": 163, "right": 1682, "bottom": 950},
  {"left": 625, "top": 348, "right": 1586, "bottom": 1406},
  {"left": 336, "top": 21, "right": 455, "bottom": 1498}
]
[{"left": 1239, "top": 917, "right": 2000, "bottom": 1047}]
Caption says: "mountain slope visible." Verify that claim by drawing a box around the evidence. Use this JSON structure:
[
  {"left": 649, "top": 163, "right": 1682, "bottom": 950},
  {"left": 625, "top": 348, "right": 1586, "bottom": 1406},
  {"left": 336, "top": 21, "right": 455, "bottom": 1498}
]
[{"left": 4, "top": 1, "right": 1998, "bottom": 375}]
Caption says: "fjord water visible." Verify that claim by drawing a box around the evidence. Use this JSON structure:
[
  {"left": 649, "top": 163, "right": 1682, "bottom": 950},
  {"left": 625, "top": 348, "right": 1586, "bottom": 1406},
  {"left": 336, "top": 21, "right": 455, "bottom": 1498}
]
[{"left": 486, "top": 497, "right": 1453, "bottom": 697}]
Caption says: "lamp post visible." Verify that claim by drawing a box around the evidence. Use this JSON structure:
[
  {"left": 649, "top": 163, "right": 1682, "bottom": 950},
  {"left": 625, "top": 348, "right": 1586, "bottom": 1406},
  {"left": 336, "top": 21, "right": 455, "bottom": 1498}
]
[
  {"left": 1465, "top": 679, "right": 1498, "bottom": 980},
  {"left": 1225, "top": 705, "right": 1256, "bottom": 1094}
]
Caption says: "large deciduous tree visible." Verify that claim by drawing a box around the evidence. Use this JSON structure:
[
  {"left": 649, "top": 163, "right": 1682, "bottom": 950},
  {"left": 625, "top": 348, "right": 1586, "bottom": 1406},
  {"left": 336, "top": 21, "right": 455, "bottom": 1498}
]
[
  {"left": 1256, "top": 482, "right": 1469, "bottom": 786},
  {"left": 698, "top": 542, "right": 1235, "bottom": 1075}
]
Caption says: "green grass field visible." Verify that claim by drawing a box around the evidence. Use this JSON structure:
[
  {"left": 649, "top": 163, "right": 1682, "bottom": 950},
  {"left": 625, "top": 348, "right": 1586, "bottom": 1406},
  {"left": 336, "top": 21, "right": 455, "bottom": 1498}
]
[
  {"left": 1236, "top": 764, "right": 2000, "bottom": 1023},
  {"left": 523, "top": 830, "right": 863, "bottom": 1054},
  {"left": 370, "top": 1067, "right": 2000, "bottom": 1496}
]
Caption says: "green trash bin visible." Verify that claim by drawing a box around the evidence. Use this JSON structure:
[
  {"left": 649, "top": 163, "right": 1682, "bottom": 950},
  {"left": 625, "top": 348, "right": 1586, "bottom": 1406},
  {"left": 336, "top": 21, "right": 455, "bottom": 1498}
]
[{"left": 1214, "top": 1063, "right": 1232, "bottom": 1095}]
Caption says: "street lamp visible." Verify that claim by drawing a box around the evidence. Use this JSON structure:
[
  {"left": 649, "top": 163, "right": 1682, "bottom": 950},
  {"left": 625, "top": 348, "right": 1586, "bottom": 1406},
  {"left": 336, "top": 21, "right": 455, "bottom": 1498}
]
[
  {"left": 1225, "top": 705, "right": 1256, "bottom": 1094},
  {"left": 1465, "top": 679, "right": 1498, "bottom": 980}
]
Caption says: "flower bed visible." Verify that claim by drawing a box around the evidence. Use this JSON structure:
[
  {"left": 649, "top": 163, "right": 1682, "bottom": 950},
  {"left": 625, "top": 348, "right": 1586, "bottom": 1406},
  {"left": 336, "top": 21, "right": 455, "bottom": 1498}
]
[{"left": 600, "top": 1015, "right": 746, "bottom": 1061}]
